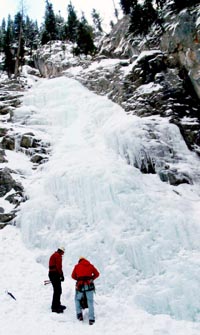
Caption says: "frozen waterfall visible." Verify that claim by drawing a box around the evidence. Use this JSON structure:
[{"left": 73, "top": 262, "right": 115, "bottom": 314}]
[{"left": 16, "top": 76, "right": 200, "bottom": 322}]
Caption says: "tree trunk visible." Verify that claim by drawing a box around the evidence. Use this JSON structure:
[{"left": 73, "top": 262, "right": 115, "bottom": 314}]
[{"left": 14, "top": 21, "right": 23, "bottom": 78}]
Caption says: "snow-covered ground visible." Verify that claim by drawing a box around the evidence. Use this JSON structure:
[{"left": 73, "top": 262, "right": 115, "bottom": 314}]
[{"left": 1, "top": 73, "right": 200, "bottom": 335}]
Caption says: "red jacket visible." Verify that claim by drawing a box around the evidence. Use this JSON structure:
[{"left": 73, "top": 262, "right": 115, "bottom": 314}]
[
  {"left": 49, "top": 251, "right": 63, "bottom": 275},
  {"left": 71, "top": 258, "right": 100, "bottom": 283}
]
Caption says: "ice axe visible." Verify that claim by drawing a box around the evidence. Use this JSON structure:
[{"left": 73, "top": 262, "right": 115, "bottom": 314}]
[
  {"left": 44, "top": 280, "right": 51, "bottom": 285},
  {"left": 6, "top": 290, "right": 16, "bottom": 300}
]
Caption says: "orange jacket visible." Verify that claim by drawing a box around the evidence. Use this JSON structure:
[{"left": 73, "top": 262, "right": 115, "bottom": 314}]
[{"left": 71, "top": 258, "right": 99, "bottom": 283}]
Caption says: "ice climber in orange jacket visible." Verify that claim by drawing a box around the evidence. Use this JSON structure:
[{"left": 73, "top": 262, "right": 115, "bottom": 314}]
[{"left": 71, "top": 257, "right": 100, "bottom": 325}]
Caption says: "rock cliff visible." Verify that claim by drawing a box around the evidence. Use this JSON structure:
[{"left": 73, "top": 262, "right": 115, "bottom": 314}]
[{"left": 33, "top": 5, "right": 200, "bottom": 157}]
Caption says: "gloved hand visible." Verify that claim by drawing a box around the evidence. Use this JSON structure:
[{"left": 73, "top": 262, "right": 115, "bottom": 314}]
[{"left": 60, "top": 275, "right": 65, "bottom": 282}]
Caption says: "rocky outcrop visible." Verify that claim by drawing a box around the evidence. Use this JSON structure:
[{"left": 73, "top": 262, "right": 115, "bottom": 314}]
[
  {"left": 0, "top": 213, "right": 16, "bottom": 226},
  {"left": 161, "top": 5, "right": 200, "bottom": 99},
  {"left": 0, "top": 167, "right": 25, "bottom": 225},
  {"left": 1, "top": 135, "right": 15, "bottom": 150},
  {"left": 70, "top": 49, "right": 200, "bottom": 157},
  {"left": 0, "top": 149, "right": 8, "bottom": 163},
  {"left": 98, "top": 16, "right": 136, "bottom": 58},
  {"left": 80, "top": 7, "right": 200, "bottom": 157},
  {"left": 0, "top": 167, "right": 23, "bottom": 197},
  {"left": 33, "top": 41, "right": 84, "bottom": 78},
  {"left": 0, "top": 78, "right": 50, "bottom": 226}
]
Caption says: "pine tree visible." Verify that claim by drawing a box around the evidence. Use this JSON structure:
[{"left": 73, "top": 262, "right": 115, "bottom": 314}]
[
  {"left": 155, "top": 0, "right": 166, "bottom": 32},
  {"left": 74, "top": 13, "right": 96, "bottom": 56},
  {"left": 155, "top": 0, "right": 166, "bottom": 9},
  {"left": 66, "top": 2, "right": 79, "bottom": 43},
  {"left": 173, "top": 0, "right": 198, "bottom": 10},
  {"left": 41, "top": 0, "right": 58, "bottom": 44},
  {"left": 129, "top": 0, "right": 158, "bottom": 35},
  {"left": 24, "top": 16, "right": 39, "bottom": 55},
  {"left": 129, "top": 1, "right": 144, "bottom": 35},
  {"left": 142, "top": 0, "right": 158, "bottom": 34},
  {"left": 120, "top": 0, "right": 133, "bottom": 14},
  {"left": 3, "top": 15, "right": 15, "bottom": 77},
  {"left": 91, "top": 9, "right": 103, "bottom": 35},
  {"left": 13, "top": 11, "right": 25, "bottom": 77},
  {"left": 55, "top": 11, "right": 65, "bottom": 40},
  {"left": 0, "top": 19, "right": 6, "bottom": 52},
  {"left": 13, "top": 12, "right": 24, "bottom": 39}
]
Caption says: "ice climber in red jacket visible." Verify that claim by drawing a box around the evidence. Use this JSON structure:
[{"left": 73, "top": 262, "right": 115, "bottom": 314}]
[
  {"left": 49, "top": 247, "right": 66, "bottom": 313},
  {"left": 71, "top": 257, "right": 100, "bottom": 325}
]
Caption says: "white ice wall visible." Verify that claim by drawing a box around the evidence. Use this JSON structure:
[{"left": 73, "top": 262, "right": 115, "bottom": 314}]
[{"left": 16, "top": 77, "right": 200, "bottom": 321}]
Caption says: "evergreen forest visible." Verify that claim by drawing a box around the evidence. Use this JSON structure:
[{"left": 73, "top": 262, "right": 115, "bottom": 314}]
[{"left": 0, "top": 0, "right": 199, "bottom": 77}]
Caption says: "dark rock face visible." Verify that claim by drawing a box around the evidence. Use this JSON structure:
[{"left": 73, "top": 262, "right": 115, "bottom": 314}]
[
  {"left": 72, "top": 50, "right": 200, "bottom": 158},
  {"left": 1, "top": 135, "right": 15, "bottom": 150},
  {"left": 0, "top": 149, "right": 8, "bottom": 163},
  {"left": 0, "top": 77, "right": 50, "bottom": 227},
  {"left": 0, "top": 212, "right": 16, "bottom": 223},
  {"left": 93, "top": 6, "right": 200, "bottom": 157},
  {"left": 20, "top": 134, "right": 35, "bottom": 148},
  {"left": 0, "top": 128, "right": 8, "bottom": 137},
  {"left": 161, "top": 7, "right": 200, "bottom": 98},
  {"left": 0, "top": 168, "right": 15, "bottom": 197},
  {"left": 159, "top": 168, "right": 192, "bottom": 186},
  {"left": 5, "top": 191, "right": 26, "bottom": 206},
  {"left": 124, "top": 56, "right": 200, "bottom": 153},
  {"left": 30, "top": 154, "right": 48, "bottom": 164},
  {"left": 0, "top": 168, "right": 23, "bottom": 197},
  {"left": 0, "top": 167, "right": 23, "bottom": 225}
]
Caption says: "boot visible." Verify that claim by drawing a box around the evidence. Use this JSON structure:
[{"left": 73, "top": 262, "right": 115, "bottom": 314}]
[
  {"left": 60, "top": 305, "right": 66, "bottom": 310},
  {"left": 89, "top": 320, "right": 95, "bottom": 325},
  {"left": 77, "top": 313, "right": 83, "bottom": 321}
]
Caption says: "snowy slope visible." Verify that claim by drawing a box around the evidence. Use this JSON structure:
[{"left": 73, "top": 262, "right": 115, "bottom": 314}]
[{"left": 1, "top": 75, "right": 200, "bottom": 334}]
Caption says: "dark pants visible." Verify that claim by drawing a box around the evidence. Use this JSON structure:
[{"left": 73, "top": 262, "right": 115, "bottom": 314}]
[{"left": 49, "top": 272, "right": 62, "bottom": 310}]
